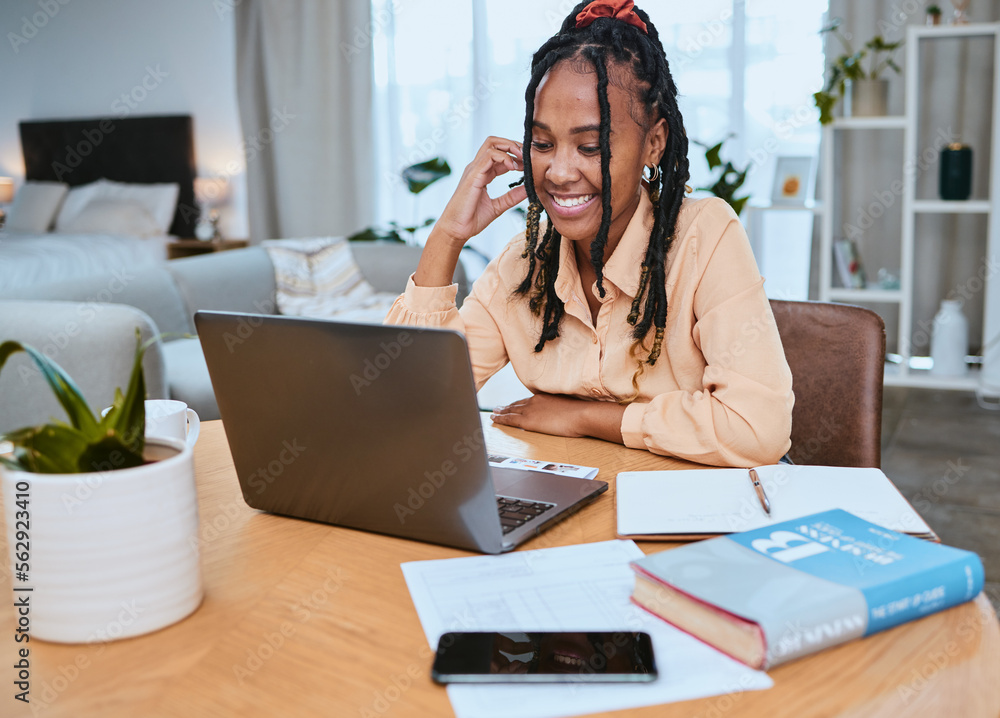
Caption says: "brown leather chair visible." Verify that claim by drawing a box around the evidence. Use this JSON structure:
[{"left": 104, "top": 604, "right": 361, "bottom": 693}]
[{"left": 769, "top": 300, "right": 886, "bottom": 468}]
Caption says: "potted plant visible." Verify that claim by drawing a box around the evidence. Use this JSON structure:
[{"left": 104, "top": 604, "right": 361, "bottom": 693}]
[
  {"left": 349, "top": 157, "right": 452, "bottom": 243},
  {"left": 692, "top": 135, "right": 751, "bottom": 216},
  {"left": 0, "top": 333, "right": 203, "bottom": 643},
  {"left": 926, "top": 4, "right": 943, "bottom": 24},
  {"left": 813, "top": 19, "right": 903, "bottom": 124}
]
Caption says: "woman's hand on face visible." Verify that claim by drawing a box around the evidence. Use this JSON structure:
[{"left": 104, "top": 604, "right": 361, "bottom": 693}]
[
  {"left": 431, "top": 137, "right": 527, "bottom": 248},
  {"left": 490, "top": 393, "right": 628, "bottom": 444}
]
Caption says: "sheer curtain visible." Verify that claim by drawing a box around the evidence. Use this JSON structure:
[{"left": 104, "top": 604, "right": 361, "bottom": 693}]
[
  {"left": 235, "top": 0, "right": 375, "bottom": 242},
  {"left": 371, "top": 0, "right": 828, "bottom": 271}
]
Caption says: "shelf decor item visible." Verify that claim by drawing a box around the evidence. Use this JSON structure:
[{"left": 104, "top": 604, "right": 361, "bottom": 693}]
[
  {"left": 0, "top": 334, "right": 203, "bottom": 643},
  {"left": 927, "top": 4, "right": 943, "bottom": 24},
  {"left": 951, "top": 0, "right": 971, "bottom": 24},
  {"left": 194, "top": 176, "right": 229, "bottom": 242},
  {"left": 939, "top": 143, "right": 973, "bottom": 200},
  {"left": 813, "top": 19, "right": 903, "bottom": 124},
  {"left": 0, "top": 177, "right": 12, "bottom": 231},
  {"left": 930, "top": 299, "right": 969, "bottom": 376},
  {"left": 833, "top": 238, "right": 866, "bottom": 289},
  {"left": 770, "top": 156, "right": 814, "bottom": 205}
]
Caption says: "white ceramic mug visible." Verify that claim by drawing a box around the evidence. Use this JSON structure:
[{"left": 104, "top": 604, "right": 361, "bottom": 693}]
[
  {"left": 102, "top": 399, "right": 200, "bottom": 448},
  {"left": 144, "top": 400, "right": 200, "bottom": 448}
]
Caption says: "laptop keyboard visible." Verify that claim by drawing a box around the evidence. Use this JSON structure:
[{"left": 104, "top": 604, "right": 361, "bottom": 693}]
[{"left": 496, "top": 496, "right": 556, "bottom": 534}]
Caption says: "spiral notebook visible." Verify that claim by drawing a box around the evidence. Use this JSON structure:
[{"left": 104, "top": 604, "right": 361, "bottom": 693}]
[{"left": 615, "top": 465, "right": 936, "bottom": 541}]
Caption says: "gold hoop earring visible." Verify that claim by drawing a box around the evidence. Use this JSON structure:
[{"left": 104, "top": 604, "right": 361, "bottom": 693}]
[{"left": 642, "top": 164, "right": 660, "bottom": 183}]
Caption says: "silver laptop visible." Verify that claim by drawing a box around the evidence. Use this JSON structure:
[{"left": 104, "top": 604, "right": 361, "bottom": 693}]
[{"left": 195, "top": 312, "right": 608, "bottom": 554}]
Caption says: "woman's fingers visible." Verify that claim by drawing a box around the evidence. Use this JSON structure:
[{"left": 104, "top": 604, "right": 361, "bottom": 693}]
[{"left": 493, "top": 184, "right": 528, "bottom": 214}]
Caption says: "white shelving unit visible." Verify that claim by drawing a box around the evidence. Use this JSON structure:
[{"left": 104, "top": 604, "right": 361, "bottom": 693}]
[{"left": 818, "top": 23, "right": 1000, "bottom": 392}]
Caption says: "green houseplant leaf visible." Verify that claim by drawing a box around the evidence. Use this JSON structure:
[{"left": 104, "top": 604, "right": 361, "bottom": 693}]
[
  {"left": 0, "top": 330, "right": 150, "bottom": 474},
  {"left": 692, "top": 138, "right": 751, "bottom": 217},
  {"left": 401, "top": 157, "right": 452, "bottom": 195}
]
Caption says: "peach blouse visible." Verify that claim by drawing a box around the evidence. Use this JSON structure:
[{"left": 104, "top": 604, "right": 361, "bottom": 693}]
[{"left": 385, "top": 192, "right": 794, "bottom": 467}]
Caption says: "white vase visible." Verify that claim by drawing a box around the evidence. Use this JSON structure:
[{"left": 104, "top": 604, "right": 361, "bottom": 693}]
[
  {"left": 1, "top": 437, "right": 203, "bottom": 643},
  {"left": 846, "top": 79, "right": 890, "bottom": 118},
  {"left": 930, "top": 300, "right": 969, "bottom": 376}
]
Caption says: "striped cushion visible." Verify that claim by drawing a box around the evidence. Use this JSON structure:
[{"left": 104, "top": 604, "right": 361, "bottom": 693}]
[{"left": 262, "top": 237, "right": 397, "bottom": 322}]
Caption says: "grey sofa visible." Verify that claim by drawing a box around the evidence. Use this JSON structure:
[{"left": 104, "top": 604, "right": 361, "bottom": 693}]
[{"left": 0, "top": 243, "right": 467, "bottom": 434}]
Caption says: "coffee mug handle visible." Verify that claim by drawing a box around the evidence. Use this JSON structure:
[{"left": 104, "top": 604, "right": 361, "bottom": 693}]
[{"left": 185, "top": 409, "right": 201, "bottom": 448}]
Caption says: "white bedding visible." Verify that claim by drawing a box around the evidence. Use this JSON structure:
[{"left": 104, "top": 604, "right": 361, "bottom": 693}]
[{"left": 0, "top": 232, "right": 170, "bottom": 292}]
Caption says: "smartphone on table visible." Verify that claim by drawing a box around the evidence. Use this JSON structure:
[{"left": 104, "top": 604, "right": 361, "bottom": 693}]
[{"left": 431, "top": 631, "right": 657, "bottom": 684}]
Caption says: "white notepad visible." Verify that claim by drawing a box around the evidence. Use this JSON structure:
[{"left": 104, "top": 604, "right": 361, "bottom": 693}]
[{"left": 616, "top": 465, "right": 934, "bottom": 540}]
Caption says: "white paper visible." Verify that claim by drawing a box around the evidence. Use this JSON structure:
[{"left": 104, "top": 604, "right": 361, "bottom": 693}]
[
  {"left": 616, "top": 465, "right": 932, "bottom": 537},
  {"left": 487, "top": 453, "right": 599, "bottom": 480},
  {"left": 401, "top": 540, "right": 772, "bottom": 718}
]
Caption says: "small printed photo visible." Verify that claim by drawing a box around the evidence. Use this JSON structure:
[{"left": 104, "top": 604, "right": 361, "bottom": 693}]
[
  {"left": 543, "top": 463, "right": 583, "bottom": 475},
  {"left": 771, "top": 156, "right": 815, "bottom": 205},
  {"left": 487, "top": 454, "right": 509, "bottom": 463}
]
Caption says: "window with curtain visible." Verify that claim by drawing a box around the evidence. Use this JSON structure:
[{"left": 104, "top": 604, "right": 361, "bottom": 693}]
[{"left": 371, "top": 0, "right": 828, "bottom": 269}]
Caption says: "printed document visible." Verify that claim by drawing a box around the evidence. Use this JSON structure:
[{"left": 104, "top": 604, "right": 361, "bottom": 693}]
[{"left": 401, "top": 540, "right": 772, "bottom": 718}]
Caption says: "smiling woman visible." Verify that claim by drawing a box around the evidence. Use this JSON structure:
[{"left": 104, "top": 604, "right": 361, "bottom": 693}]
[{"left": 385, "top": 0, "right": 794, "bottom": 468}]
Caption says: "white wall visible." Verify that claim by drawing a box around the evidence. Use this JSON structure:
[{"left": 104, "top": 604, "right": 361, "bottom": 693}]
[{"left": 0, "top": 0, "right": 247, "bottom": 237}]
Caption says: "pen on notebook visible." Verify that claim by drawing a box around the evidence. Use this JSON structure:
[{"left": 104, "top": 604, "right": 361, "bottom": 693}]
[{"left": 748, "top": 468, "right": 771, "bottom": 515}]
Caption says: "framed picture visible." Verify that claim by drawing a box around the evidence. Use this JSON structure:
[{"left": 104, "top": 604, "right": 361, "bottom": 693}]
[{"left": 771, "top": 156, "right": 815, "bottom": 205}]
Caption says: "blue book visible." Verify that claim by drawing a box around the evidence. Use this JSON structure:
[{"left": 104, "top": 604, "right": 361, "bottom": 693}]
[{"left": 631, "top": 509, "right": 984, "bottom": 669}]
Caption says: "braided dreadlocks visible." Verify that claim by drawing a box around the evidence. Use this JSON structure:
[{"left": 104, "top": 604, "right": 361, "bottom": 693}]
[{"left": 515, "top": 1, "right": 690, "bottom": 369}]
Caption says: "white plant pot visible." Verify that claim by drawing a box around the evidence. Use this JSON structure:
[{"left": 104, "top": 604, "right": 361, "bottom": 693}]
[
  {"left": 1, "top": 437, "right": 203, "bottom": 643},
  {"left": 846, "top": 79, "right": 890, "bottom": 118}
]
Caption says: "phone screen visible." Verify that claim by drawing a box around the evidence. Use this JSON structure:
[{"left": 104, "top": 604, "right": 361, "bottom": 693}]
[{"left": 431, "top": 631, "right": 657, "bottom": 684}]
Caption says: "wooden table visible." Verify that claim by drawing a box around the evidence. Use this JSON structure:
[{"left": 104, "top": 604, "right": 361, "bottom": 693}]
[
  {"left": 166, "top": 238, "right": 249, "bottom": 260},
  {"left": 1, "top": 419, "right": 998, "bottom": 717}
]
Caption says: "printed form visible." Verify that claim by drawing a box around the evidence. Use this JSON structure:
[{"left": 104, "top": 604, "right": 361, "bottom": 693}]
[{"left": 401, "top": 539, "right": 772, "bottom": 718}]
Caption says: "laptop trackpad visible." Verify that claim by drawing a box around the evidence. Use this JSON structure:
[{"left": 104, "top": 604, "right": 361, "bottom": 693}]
[{"left": 490, "top": 466, "right": 548, "bottom": 492}]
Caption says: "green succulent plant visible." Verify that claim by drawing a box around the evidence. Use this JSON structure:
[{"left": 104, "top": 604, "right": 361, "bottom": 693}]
[
  {"left": 0, "top": 331, "right": 150, "bottom": 474},
  {"left": 813, "top": 18, "right": 904, "bottom": 125}
]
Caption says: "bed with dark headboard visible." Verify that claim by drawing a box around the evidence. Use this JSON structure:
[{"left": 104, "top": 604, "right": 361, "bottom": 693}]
[
  {"left": 20, "top": 114, "right": 197, "bottom": 236},
  {"left": 0, "top": 114, "right": 198, "bottom": 291}
]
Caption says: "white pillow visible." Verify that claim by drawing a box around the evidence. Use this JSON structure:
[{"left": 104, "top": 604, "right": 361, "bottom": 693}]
[
  {"left": 55, "top": 178, "right": 180, "bottom": 234},
  {"left": 54, "top": 181, "right": 103, "bottom": 230},
  {"left": 6, "top": 181, "right": 69, "bottom": 232},
  {"left": 57, "top": 198, "right": 162, "bottom": 237}
]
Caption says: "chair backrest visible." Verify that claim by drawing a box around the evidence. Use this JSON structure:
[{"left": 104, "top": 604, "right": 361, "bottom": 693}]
[{"left": 769, "top": 300, "right": 886, "bottom": 468}]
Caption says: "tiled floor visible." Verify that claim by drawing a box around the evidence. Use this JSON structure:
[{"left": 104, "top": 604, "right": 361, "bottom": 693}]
[{"left": 881, "top": 387, "right": 1000, "bottom": 616}]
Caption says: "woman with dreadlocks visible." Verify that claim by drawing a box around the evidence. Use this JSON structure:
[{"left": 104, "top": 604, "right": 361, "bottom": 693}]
[{"left": 386, "top": 0, "right": 793, "bottom": 467}]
